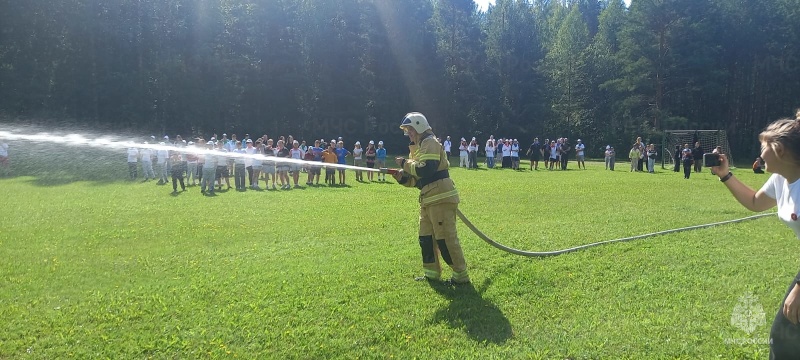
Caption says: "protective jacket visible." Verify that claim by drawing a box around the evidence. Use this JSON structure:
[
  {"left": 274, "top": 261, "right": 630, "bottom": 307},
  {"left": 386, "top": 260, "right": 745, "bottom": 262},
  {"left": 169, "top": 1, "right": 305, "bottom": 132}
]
[{"left": 398, "top": 131, "right": 459, "bottom": 207}]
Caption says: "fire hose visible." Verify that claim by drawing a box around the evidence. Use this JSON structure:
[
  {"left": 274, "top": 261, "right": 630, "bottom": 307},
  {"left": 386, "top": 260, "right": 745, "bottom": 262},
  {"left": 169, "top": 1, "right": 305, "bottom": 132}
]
[{"left": 380, "top": 168, "right": 775, "bottom": 257}]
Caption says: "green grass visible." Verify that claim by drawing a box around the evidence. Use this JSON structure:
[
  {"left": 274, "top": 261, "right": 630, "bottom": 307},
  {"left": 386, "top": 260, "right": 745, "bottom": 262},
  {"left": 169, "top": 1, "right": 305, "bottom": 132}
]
[{"left": 0, "top": 143, "right": 795, "bottom": 359}]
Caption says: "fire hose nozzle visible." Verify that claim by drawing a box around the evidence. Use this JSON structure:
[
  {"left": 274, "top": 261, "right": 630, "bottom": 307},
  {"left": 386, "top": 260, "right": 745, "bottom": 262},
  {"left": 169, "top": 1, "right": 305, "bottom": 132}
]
[{"left": 379, "top": 168, "right": 399, "bottom": 175}]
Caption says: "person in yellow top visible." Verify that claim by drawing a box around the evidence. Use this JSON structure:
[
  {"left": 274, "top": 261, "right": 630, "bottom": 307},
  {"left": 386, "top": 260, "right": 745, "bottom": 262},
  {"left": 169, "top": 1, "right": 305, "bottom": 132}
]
[
  {"left": 321, "top": 143, "right": 338, "bottom": 186},
  {"left": 392, "top": 112, "right": 470, "bottom": 285}
]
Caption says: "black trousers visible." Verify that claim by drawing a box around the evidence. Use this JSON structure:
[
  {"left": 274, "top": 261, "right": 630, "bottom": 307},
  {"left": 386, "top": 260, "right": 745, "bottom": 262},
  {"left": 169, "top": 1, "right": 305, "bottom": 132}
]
[
  {"left": 683, "top": 159, "right": 692, "bottom": 178},
  {"left": 171, "top": 174, "right": 185, "bottom": 191},
  {"left": 770, "top": 271, "right": 800, "bottom": 359},
  {"left": 246, "top": 166, "right": 253, "bottom": 186},
  {"left": 674, "top": 159, "right": 680, "bottom": 172},
  {"left": 235, "top": 164, "right": 246, "bottom": 189}
]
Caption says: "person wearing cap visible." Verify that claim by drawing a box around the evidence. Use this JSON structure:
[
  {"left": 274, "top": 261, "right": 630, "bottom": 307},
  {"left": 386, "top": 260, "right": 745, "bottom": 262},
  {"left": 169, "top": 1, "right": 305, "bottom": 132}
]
[
  {"left": 353, "top": 141, "right": 364, "bottom": 182},
  {"left": 365, "top": 140, "right": 377, "bottom": 181},
  {"left": 275, "top": 139, "right": 292, "bottom": 189},
  {"left": 376, "top": 141, "right": 387, "bottom": 181},
  {"left": 575, "top": 139, "right": 586, "bottom": 170},
  {"left": 393, "top": 112, "right": 470, "bottom": 285}
]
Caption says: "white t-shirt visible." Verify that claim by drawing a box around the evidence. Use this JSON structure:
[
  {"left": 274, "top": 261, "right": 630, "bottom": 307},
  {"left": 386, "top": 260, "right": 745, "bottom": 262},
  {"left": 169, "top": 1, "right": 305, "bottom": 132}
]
[
  {"left": 576, "top": 143, "right": 585, "bottom": 156},
  {"left": 291, "top": 148, "right": 303, "bottom": 160},
  {"left": 502, "top": 146, "right": 512, "bottom": 157},
  {"left": 443, "top": 140, "right": 452, "bottom": 152},
  {"left": 157, "top": 149, "right": 169, "bottom": 164},
  {"left": 127, "top": 148, "right": 139, "bottom": 162},
  {"left": 761, "top": 173, "right": 800, "bottom": 238},
  {"left": 485, "top": 145, "right": 495, "bottom": 157},
  {"left": 140, "top": 148, "right": 153, "bottom": 162},
  {"left": 511, "top": 144, "right": 520, "bottom": 157},
  {"left": 353, "top": 148, "right": 363, "bottom": 160},
  {"left": 204, "top": 153, "right": 217, "bottom": 168}
]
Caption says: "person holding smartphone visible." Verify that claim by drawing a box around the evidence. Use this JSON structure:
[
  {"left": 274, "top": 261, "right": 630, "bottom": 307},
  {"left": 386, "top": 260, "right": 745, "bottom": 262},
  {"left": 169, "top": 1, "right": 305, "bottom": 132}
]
[{"left": 712, "top": 110, "right": 800, "bottom": 359}]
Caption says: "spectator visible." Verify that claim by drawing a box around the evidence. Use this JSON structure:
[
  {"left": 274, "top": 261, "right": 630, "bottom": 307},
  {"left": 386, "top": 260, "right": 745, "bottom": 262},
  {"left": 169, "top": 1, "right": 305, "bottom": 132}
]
[
  {"left": 201, "top": 142, "right": 217, "bottom": 195},
  {"left": 681, "top": 143, "right": 693, "bottom": 179},
  {"left": 186, "top": 142, "right": 198, "bottom": 185},
  {"left": 156, "top": 143, "right": 169, "bottom": 185},
  {"left": 335, "top": 141, "right": 350, "bottom": 185},
  {"left": 673, "top": 145, "right": 681, "bottom": 173},
  {"left": 290, "top": 140, "right": 303, "bottom": 188},
  {"left": 443, "top": 136, "right": 452, "bottom": 159},
  {"left": 527, "top": 138, "right": 540, "bottom": 170},
  {"left": 365, "top": 140, "right": 377, "bottom": 182},
  {"left": 511, "top": 139, "right": 520, "bottom": 170},
  {"left": 376, "top": 141, "right": 387, "bottom": 182},
  {"left": 353, "top": 141, "right": 364, "bottom": 182},
  {"left": 459, "top": 138, "right": 469, "bottom": 168},
  {"left": 608, "top": 146, "right": 616, "bottom": 170},
  {"left": 140, "top": 143, "right": 155, "bottom": 181},
  {"left": 604, "top": 145, "right": 612, "bottom": 170},
  {"left": 263, "top": 139, "right": 277, "bottom": 190},
  {"left": 322, "top": 142, "right": 338, "bottom": 185},
  {"left": 501, "top": 139, "right": 512, "bottom": 168},
  {"left": 233, "top": 141, "right": 246, "bottom": 191},
  {"left": 629, "top": 144, "right": 640, "bottom": 172},
  {"left": 646, "top": 144, "right": 658, "bottom": 173},
  {"left": 560, "top": 138, "right": 571, "bottom": 170},
  {"left": 276, "top": 139, "right": 291, "bottom": 189},
  {"left": 468, "top": 137, "right": 479, "bottom": 169},
  {"left": 548, "top": 140, "right": 558, "bottom": 170},
  {"left": 575, "top": 139, "right": 586, "bottom": 170},
  {"left": 692, "top": 141, "right": 704, "bottom": 173},
  {"left": 541, "top": 139, "right": 550, "bottom": 170},
  {"left": 126, "top": 145, "right": 139, "bottom": 180},
  {"left": 635, "top": 136, "right": 646, "bottom": 171},
  {"left": 169, "top": 151, "right": 186, "bottom": 194},
  {"left": 485, "top": 138, "right": 496, "bottom": 169}
]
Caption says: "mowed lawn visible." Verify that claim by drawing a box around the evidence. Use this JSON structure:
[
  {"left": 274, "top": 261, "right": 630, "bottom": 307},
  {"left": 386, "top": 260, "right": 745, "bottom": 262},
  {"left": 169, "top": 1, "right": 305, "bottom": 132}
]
[{"left": 0, "top": 142, "right": 796, "bottom": 359}]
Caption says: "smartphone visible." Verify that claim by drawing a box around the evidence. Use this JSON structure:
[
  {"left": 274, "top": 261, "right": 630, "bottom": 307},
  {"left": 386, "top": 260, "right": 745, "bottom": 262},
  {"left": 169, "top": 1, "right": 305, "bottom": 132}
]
[{"left": 703, "top": 153, "right": 721, "bottom": 167}]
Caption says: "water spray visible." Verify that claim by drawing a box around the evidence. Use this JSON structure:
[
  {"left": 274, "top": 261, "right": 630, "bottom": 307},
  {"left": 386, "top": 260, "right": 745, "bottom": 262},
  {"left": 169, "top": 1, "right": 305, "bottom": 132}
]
[{"left": 0, "top": 129, "right": 776, "bottom": 257}]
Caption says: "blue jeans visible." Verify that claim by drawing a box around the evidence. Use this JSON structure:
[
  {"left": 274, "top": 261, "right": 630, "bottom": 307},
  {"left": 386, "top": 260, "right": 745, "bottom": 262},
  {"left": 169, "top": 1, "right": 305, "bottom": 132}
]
[{"left": 487, "top": 157, "right": 495, "bottom": 168}]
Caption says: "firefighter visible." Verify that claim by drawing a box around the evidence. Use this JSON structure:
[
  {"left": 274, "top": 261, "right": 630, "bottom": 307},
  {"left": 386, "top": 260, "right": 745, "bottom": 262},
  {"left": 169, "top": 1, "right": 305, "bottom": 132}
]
[{"left": 392, "top": 112, "right": 470, "bottom": 285}]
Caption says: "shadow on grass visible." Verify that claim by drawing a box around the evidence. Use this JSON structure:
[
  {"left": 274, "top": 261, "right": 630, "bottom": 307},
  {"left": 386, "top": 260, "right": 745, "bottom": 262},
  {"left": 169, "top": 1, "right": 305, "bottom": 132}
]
[{"left": 428, "top": 279, "right": 512, "bottom": 344}]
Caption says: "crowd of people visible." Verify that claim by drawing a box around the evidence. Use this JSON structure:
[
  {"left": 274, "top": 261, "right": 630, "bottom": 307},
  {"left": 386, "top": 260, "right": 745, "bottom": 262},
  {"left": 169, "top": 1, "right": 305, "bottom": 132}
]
[
  {"left": 125, "top": 134, "right": 389, "bottom": 195},
  {"left": 441, "top": 135, "right": 587, "bottom": 171}
]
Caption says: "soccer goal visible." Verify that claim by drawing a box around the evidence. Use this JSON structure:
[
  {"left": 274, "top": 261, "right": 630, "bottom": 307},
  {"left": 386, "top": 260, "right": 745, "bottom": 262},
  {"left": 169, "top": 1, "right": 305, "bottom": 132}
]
[{"left": 662, "top": 130, "right": 733, "bottom": 169}]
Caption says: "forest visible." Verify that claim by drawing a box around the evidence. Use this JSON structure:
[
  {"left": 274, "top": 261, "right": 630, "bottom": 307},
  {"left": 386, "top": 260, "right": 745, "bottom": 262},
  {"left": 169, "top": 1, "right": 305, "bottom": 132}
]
[{"left": 1, "top": 0, "right": 798, "bottom": 158}]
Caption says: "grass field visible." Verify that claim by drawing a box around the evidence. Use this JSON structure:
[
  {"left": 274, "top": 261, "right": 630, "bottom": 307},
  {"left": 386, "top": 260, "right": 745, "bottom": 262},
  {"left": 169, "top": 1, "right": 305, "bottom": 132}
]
[{"left": 0, "top": 142, "right": 795, "bottom": 359}]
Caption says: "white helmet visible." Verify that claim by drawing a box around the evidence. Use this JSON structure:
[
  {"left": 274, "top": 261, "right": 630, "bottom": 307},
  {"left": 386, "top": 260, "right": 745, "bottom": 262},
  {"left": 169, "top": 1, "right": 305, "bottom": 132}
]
[{"left": 399, "top": 112, "right": 431, "bottom": 133}]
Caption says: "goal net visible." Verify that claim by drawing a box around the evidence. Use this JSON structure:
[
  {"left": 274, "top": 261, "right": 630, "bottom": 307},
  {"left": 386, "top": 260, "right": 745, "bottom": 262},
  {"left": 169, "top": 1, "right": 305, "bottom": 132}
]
[{"left": 662, "top": 130, "right": 733, "bottom": 169}]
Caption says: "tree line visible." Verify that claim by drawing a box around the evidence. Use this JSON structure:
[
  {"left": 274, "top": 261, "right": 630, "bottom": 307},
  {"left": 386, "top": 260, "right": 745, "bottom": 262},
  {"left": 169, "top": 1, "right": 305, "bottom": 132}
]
[{"left": 1, "top": 0, "right": 798, "bottom": 158}]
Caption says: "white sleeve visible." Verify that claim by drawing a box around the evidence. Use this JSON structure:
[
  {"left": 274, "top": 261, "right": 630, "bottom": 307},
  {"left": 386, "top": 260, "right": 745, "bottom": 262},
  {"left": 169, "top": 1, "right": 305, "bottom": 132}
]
[{"left": 759, "top": 173, "right": 780, "bottom": 200}]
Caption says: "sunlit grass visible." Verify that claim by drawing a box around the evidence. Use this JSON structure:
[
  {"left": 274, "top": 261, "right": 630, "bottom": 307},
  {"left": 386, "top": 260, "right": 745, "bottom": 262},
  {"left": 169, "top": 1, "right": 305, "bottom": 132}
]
[{"left": 0, "top": 143, "right": 793, "bottom": 359}]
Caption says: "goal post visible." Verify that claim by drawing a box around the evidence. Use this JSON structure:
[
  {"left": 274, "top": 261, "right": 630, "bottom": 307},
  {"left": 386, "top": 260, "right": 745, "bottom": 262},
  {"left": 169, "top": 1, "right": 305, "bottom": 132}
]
[{"left": 661, "top": 130, "right": 734, "bottom": 169}]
